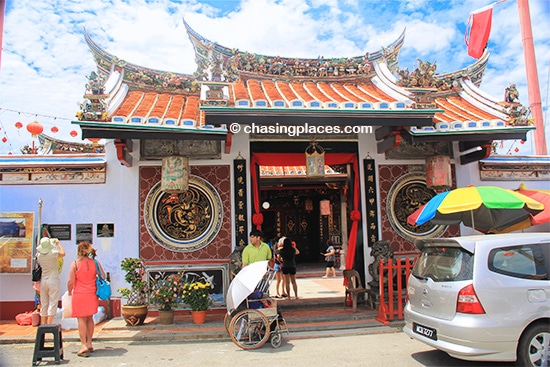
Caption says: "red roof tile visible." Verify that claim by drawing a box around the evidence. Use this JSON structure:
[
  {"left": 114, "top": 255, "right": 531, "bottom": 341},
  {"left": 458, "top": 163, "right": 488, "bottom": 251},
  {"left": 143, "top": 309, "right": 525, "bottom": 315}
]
[
  {"left": 327, "top": 83, "right": 361, "bottom": 102},
  {"left": 261, "top": 80, "right": 284, "bottom": 104},
  {"left": 303, "top": 82, "right": 332, "bottom": 102},
  {"left": 343, "top": 84, "right": 380, "bottom": 102},
  {"left": 150, "top": 94, "right": 171, "bottom": 117},
  {"left": 181, "top": 95, "right": 199, "bottom": 122},
  {"left": 290, "top": 82, "right": 315, "bottom": 103},
  {"left": 276, "top": 81, "right": 299, "bottom": 102},
  {"left": 133, "top": 92, "right": 157, "bottom": 117},
  {"left": 447, "top": 96, "right": 498, "bottom": 120},
  {"left": 165, "top": 95, "right": 185, "bottom": 120},
  {"left": 233, "top": 80, "right": 249, "bottom": 101},
  {"left": 115, "top": 91, "right": 143, "bottom": 116},
  {"left": 247, "top": 80, "right": 265, "bottom": 102}
]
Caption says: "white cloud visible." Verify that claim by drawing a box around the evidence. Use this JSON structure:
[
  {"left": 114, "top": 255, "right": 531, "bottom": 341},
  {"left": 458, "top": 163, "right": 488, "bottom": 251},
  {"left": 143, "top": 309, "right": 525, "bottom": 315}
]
[{"left": 0, "top": 0, "right": 548, "bottom": 154}]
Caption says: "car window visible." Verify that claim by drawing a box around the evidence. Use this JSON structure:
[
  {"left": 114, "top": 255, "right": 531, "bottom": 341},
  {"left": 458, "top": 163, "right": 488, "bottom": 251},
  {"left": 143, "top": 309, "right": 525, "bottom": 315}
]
[
  {"left": 412, "top": 246, "right": 473, "bottom": 282},
  {"left": 489, "top": 244, "right": 549, "bottom": 280}
]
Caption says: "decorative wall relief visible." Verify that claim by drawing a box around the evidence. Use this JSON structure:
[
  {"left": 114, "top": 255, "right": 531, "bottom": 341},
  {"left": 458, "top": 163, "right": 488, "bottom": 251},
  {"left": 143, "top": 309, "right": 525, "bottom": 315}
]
[
  {"left": 385, "top": 172, "right": 447, "bottom": 242},
  {"left": 139, "top": 166, "right": 231, "bottom": 261},
  {"left": 141, "top": 140, "right": 221, "bottom": 160},
  {"left": 144, "top": 174, "right": 223, "bottom": 252}
]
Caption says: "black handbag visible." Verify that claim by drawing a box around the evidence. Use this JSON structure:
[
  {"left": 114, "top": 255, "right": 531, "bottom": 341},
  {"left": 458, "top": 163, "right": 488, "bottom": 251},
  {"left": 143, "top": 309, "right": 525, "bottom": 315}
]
[{"left": 32, "top": 263, "right": 42, "bottom": 281}]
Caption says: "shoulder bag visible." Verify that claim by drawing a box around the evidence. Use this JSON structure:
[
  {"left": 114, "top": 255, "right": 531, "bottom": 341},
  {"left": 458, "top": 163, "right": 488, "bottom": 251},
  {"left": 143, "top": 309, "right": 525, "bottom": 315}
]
[
  {"left": 32, "top": 255, "right": 42, "bottom": 281},
  {"left": 94, "top": 258, "right": 111, "bottom": 300}
]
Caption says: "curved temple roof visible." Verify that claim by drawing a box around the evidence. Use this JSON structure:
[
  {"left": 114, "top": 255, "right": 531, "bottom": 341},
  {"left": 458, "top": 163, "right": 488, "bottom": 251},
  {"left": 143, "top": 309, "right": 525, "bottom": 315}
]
[{"left": 73, "top": 20, "right": 534, "bottom": 164}]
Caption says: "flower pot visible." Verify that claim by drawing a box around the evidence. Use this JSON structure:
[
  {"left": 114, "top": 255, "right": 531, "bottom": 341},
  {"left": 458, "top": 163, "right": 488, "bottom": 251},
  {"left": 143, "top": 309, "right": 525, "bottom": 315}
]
[
  {"left": 121, "top": 305, "right": 148, "bottom": 326},
  {"left": 159, "top": 309, "right": 175, "bottom": 325},
  {"left": 191, "top": 310, "right": 207, "bottom": 324}
]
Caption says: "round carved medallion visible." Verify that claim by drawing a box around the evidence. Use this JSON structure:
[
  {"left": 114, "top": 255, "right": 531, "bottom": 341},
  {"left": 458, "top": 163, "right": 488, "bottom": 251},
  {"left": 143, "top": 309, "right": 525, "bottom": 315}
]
[
  {"left": 386, "top": 172, "right": 447, "bottom": 242},
  {"left": 144, "top": 174, "right": 223, "bottom": 252}
]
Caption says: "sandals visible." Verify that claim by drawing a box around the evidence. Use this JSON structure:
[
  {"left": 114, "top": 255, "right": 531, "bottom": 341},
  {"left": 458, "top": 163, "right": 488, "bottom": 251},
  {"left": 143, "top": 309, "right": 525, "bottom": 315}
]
[{"left": 77, "top": 349, "right": 90, "bottom": 357}]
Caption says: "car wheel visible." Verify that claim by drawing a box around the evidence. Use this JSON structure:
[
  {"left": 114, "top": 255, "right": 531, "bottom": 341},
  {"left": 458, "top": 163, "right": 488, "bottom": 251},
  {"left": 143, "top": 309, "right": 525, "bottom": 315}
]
[{"left": 517, "top": 323, "right": 550, "bottom": 367}]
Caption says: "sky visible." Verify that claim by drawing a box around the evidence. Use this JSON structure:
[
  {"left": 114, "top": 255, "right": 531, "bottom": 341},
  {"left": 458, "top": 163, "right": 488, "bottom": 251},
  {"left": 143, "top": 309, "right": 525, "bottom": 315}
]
[{"left": 0, "top": 0, "right": 549, "bottom": 155}]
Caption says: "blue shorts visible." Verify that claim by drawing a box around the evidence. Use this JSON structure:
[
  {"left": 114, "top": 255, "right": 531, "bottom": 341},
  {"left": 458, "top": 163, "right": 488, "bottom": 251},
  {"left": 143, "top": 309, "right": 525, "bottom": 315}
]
[{"left": 274, "top": 263, "right": 281, "bottom": 272}]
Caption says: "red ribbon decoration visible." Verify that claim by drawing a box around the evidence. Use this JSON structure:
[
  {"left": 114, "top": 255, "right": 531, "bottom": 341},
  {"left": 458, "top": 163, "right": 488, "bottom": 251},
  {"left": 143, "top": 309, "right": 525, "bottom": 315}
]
[{"left": 252, "top": 213, "right": 264, "bottom": 226}]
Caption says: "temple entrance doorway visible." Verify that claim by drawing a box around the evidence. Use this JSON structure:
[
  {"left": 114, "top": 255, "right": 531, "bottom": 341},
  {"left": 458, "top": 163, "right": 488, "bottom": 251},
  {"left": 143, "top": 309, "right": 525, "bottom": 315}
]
[
  {"left": 252, "top": 141, "right": 357, "bottom": 270},
  {"left": 259, "top": 184, "right": 344, "bottom": 265}
]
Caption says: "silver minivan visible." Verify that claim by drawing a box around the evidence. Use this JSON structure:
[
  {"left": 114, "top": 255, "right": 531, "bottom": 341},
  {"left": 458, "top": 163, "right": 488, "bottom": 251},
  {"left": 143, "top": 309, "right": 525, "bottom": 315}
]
[{"left": 403, "top": 233, "right": 550, "bottom": 367}]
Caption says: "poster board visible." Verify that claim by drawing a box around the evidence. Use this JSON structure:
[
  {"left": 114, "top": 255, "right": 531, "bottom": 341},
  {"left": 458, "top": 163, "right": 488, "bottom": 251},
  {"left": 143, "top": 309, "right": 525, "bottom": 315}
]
[{"left": 0, "top": 212, "right": 34, "bottom": 274}]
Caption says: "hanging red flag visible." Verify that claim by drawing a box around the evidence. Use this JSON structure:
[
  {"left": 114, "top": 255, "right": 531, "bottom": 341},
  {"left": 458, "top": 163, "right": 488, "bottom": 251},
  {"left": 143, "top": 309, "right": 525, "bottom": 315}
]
[{"left": 465, "top": 4, "right": 494, "bottom": 59}]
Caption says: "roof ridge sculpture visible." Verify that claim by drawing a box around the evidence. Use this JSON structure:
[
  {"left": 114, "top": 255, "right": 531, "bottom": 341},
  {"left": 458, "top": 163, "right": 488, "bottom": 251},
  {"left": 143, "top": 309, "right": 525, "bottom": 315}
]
[
  {"left": 394, "top": 49, "right": 489, "bottom": 94},
  {"left": 83, "top": 28, "right": 200, "bottom": 94},
  {"left": 182, "top": 18, "right": 405, "bottom": 82}
]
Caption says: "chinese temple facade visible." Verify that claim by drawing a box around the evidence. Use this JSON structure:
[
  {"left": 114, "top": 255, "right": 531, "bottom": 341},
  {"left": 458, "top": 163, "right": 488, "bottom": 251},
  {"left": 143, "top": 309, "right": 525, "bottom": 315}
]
[{"left": 0, "top": 19, "right": 547, "bottom": 319}]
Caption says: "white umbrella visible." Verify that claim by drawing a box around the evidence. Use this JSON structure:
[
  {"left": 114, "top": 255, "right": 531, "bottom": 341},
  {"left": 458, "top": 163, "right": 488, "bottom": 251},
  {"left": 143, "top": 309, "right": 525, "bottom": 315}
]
[{"left": 226, "top": 260, "right": 269, "bottom": 311}]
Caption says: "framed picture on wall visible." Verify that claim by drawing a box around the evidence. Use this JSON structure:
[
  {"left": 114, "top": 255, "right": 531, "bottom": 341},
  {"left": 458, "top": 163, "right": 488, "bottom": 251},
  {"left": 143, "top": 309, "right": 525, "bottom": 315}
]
[
  {"left": 76, "top": 223, "right": 93, "bottom": 244},
  {"left": 0, "top": 212, "right": 34, "bottom": 274},
  {"left": 97, "top": 223, "right": 114, "bottom": 237}
]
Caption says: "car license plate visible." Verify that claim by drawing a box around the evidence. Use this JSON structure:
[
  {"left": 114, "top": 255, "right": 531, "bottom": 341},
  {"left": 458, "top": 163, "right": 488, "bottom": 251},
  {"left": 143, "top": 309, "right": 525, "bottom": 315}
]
[{"left": 413, "top": 322, "right": 437, "bottom": 340}]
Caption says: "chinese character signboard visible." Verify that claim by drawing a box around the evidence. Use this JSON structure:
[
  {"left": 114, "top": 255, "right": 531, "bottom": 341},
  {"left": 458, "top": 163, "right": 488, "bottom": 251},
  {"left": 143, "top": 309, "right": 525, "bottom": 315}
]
[
  {"left": 363, "top": 159, "right": 379, "bottom": 246},
  {"left": 233, "top": 159, "right": 248, "bottom": 247}
]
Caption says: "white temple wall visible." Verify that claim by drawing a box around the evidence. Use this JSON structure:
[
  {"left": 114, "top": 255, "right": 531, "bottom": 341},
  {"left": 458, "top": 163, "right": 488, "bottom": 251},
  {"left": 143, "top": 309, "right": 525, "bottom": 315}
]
[{"left": 0, "top": 141, "right": 140, "bottom": 304}]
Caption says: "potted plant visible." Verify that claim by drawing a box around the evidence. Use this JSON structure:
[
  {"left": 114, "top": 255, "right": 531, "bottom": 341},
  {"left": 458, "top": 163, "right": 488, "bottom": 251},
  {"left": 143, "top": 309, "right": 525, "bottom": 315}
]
[
  {"left": 181, "top": 280, "right": 213, "bottom": 324},
  {"left": 149, "top": 273, "right": 183, "bottom": 324},
  {"left": 118, "top": 257, "right": 149, "bottom": 326}
]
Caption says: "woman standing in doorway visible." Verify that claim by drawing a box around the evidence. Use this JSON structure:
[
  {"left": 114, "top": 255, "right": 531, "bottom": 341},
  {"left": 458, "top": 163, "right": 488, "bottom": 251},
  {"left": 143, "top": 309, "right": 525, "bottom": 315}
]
[
  {"left": 273, "top": 237, "right": 285, "bottom": 298},
  {"left": 67, "top": 242, "right": 105, "bottom": 357},
  {"left": 322, "top": 240, "right": 337, "bottom": 278},
  {"left": 279, "top": 237, "right": 300, "bottom": 300}
]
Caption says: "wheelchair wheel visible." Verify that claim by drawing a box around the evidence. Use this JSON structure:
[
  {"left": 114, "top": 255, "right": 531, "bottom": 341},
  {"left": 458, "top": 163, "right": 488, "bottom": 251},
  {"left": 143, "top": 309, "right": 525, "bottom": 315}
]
[
  {"left": 224, "top": 311, "right": 232, "bottom": 334},
  {"left": 225, "top": 303, "right": 247, "bottom": 334},
  {"left": 228, "top": 309, "right": 270, "bottom": 350},
  {"left": 270, "top": 332, "right": 282, "bottom": 348}
]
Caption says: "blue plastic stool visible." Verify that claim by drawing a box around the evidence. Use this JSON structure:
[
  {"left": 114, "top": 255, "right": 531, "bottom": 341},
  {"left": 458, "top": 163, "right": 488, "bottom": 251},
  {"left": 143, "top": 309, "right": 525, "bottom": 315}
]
[{"left": 32, "top": 324, "right": 64, "bottom": 365}]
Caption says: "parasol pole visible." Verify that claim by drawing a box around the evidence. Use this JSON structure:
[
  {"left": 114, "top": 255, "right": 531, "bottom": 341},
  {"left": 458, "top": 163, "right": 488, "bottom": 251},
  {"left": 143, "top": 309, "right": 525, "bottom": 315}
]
[{"left": 470, "top": 209, "right": 475, "bottom": 233}]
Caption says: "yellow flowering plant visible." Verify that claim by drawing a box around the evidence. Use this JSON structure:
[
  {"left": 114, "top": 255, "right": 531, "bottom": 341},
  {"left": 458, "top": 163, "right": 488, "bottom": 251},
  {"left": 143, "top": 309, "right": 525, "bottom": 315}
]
[{"left": 181, "top": 280, "right": 213, "bottom": 311}]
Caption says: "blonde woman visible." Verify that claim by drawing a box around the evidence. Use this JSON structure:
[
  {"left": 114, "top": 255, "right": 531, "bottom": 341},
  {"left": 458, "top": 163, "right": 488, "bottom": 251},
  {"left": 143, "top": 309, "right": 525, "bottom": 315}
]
[{"left": 67, "top": 242, "right": 105, "bottom": 357}]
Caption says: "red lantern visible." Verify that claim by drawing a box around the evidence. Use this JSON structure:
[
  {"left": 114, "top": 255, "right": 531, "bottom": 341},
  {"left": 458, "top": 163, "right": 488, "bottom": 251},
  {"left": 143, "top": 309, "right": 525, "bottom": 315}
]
[
  {"left": 2, "top": 137, "right": 7, "bottom": 143},
  {"left": 70, "top": 130, "right": 78, "bottom": 137},
  {"left": 51, "top": 126, "right": 59, "bottom": 134},
  {"left": 15, "top": 121, "right": 23, "bottom": 129},
  {"left": 426, "top": 155, "right": 452, "bottom": 191},
  {"left": 26, "top": 121, "right": 44, "bottom": 137}
]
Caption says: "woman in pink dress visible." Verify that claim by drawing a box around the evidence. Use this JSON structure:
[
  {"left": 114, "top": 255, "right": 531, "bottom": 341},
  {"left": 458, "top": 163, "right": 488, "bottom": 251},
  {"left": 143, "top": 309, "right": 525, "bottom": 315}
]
[{"left": 67, "top": 242, "right": 105, "bottom": 357}]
